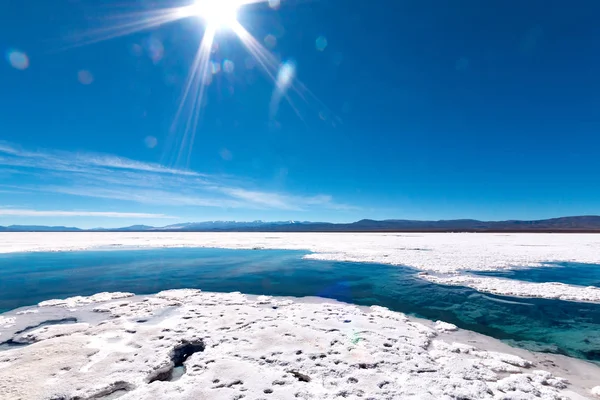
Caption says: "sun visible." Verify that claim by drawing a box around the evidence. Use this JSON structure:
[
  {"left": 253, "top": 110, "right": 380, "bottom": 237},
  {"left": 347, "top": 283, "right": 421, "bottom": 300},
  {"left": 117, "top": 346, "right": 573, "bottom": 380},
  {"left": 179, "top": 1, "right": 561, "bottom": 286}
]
[
  {"left": 64, "top": 0, "right": 323, "bottom": 165},
  {"left": 191, "top": 0, "right": 241, "bottom": 29}
]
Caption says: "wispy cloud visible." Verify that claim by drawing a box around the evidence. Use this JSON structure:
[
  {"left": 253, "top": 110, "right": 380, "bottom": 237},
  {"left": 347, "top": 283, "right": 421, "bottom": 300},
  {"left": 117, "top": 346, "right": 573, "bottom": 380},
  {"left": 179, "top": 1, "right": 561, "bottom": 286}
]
[
  {"left": 82, "top": 153, "right": 202, "bottom": 176},
  {"left": 217, "top": 188, "right": 338, "bottom": 211},
  {"left": 0, "top": 209, "right": 175, "bottom": 218},
  {"left": 0, "top": 141, "right": 356, "bottom": 212},
  {"left": 48, "top": 186, "right": 244, "bottom": 208},
  {"left": 0, "top": 142, "right": 200, "bottom": 177}
]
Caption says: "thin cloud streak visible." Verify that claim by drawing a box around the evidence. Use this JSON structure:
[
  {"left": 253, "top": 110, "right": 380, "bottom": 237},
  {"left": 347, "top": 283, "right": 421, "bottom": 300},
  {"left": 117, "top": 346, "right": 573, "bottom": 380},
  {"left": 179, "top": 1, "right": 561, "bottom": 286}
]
[
  {"left": 82, "top": 154, "right": 202, "bottom": 176},
  {"left": 215, "top": 188, "right": 346, "bottom": 211},
  {"left": 48, "top": 186, "right": 245, "bottom": 209},
  {"left": 0, "top": 142, "right": 199, "bottom": 177},
  {"left": 0, "top": 141, "right": 356, "bottom": 212},
  {"left": 0, "top": 209, "right": 176, "bottom": 218}
]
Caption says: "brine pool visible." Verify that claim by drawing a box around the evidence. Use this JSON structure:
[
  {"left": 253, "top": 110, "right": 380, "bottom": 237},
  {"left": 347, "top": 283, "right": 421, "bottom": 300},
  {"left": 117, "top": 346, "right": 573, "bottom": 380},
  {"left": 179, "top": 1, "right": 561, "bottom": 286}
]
[{"left": 1, "top": 248, "right": 599, "bottom": 362}]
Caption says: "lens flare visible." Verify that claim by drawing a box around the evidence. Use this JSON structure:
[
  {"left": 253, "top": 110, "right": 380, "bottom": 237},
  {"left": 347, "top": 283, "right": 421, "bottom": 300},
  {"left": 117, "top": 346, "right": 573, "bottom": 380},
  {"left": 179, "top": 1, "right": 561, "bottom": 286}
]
[
  {"left": 7, "top": 50, "right": 29, "bottom": 70},
  {"left": 277, "top": 61, "right": 295, "bottom": 90}
]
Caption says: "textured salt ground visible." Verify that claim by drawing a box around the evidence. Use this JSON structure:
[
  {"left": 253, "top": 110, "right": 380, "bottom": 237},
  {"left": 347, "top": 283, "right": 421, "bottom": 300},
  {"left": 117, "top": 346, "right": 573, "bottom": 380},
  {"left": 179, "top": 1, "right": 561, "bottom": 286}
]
[
  {"left": 0, "top": 290, "right": 599, "bottom": 400},
  {"left": 2, "top": 232, "right": 600, "bottom": 303}
]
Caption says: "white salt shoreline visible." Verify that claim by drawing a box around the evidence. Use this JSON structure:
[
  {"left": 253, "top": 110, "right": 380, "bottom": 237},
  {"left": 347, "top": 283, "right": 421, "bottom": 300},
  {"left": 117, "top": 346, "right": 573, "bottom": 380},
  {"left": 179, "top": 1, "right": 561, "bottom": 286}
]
[
  {"left": 1, "top": 232, "right": 600, "bottom": 303},
  {"left": 1, "top": 290, "right": 599, "bottom": 399},
  {"left": 3, "top": 233, "right": 600, "bottom": 274},
  {"left": 422, "top": 274, "right": 600, "bottom": 304}
]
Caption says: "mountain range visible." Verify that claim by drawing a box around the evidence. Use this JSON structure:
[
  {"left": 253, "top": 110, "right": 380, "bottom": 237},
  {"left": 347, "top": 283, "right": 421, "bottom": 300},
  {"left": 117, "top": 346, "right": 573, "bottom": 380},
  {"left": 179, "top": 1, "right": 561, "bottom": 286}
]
[{"left": 3, "top": 216, "right": 600, "bottom": 232}]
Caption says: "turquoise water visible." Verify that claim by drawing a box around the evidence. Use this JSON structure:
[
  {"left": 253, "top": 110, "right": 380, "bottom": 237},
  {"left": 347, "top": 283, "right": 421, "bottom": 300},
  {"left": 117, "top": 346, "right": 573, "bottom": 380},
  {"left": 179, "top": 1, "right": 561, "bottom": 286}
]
[
  {"left": 472, "top": 262, "right": 600, "bottom": 288},
  {"left": 1, "top": 248, "right": 600, "bottom": 361}
]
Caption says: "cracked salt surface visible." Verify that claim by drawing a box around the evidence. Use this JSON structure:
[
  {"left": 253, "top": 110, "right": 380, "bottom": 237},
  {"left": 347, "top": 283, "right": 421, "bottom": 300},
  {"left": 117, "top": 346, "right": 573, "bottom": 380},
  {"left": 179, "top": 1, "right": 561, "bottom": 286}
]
[
  {"left": 0, "top": 290, "right": 599, "bottom": 400},
  {"left": 2, "top": 232, "right": 600, "bottom": 303}
]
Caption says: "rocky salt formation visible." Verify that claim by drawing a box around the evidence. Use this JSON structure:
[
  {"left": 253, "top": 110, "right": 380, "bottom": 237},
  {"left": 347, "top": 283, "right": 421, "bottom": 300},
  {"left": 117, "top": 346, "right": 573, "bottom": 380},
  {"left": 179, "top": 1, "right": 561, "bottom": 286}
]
[
  {"left": 0, "top": 316, "right": 16, "bottom": 328},
  {"left": 37, "top": 292, "right": 134, "bottom": 308},
  {"left": 434, "top": 320, "right": 458, "bottom": 332},
  {"left": 0, "top": 290, "right": 598, "bottom": 400}
]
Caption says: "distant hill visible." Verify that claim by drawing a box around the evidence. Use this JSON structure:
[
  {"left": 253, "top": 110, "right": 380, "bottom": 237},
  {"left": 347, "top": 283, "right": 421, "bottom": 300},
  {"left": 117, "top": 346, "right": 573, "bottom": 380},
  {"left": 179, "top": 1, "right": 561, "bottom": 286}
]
[
  {"left": 3, "top": 216, "right": 600, "bottom": 232},
  {"left": 157, "top": 221, "right": 304, "bottom": 230},
  {"left": 214, "top": 216, "right": 600, "bottom": 232},
  {"left": 0, "top": 225, "right": 82, "bottom": 232},
  {"left": 90, "top": 225, "right": 155, "bottom": 232}
]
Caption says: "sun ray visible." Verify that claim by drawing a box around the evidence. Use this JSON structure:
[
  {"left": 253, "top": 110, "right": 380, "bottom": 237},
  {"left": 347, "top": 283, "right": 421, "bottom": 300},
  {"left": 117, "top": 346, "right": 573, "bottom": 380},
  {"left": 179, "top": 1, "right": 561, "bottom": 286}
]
[
  {"left": 56, "top": 0, "right": 333, "bottom": 165},
  {"left": 169, "top": 26, "right": 217, "bottom": 166},
  {"left": 231, "top": 21, "right": 279, "bottom": 79},
  {"left": 56, "top": 0, "right": 263, "bottom": 50},
  {"left": 231, "top": 21, "right": 327, "bottom": 123},
  {"left": 185, "top": 27, "right": 216, "bottom": 165},
  {"left": 53, "top": 7, "right": 191, "bottom": 51}
]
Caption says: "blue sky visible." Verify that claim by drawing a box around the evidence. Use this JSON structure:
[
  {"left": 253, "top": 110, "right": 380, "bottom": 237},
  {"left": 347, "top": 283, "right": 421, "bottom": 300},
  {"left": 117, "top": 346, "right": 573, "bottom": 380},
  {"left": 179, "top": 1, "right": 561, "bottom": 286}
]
[{"left": 2, "top": 0, "right": 600, "bottom": 228}]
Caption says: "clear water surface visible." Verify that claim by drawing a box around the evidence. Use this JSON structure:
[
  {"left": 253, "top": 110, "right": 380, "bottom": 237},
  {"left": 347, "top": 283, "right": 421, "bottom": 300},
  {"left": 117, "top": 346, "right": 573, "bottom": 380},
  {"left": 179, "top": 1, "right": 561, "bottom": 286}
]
[{"left": 1, "top": 248, "right": 599, "bottom": 362}]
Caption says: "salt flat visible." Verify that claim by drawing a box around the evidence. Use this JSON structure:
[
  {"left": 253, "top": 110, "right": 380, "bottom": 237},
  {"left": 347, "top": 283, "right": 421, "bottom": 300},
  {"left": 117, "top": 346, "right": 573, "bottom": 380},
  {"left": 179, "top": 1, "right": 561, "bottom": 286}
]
[
  {"left": 2, "top": 232, "right": 600, "bottom": 302},
  {"left": 1, "top": 290, "right": 599, "bottom": 400},
  {"left": 2, "top": 232, "right": 599, "bottom": 273}
]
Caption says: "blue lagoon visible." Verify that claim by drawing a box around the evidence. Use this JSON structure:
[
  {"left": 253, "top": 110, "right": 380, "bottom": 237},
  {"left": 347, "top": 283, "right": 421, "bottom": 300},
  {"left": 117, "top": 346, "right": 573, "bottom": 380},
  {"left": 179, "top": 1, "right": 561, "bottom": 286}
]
[{"left": 1, "top": 247, "right": 600, "bottom": 362}]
